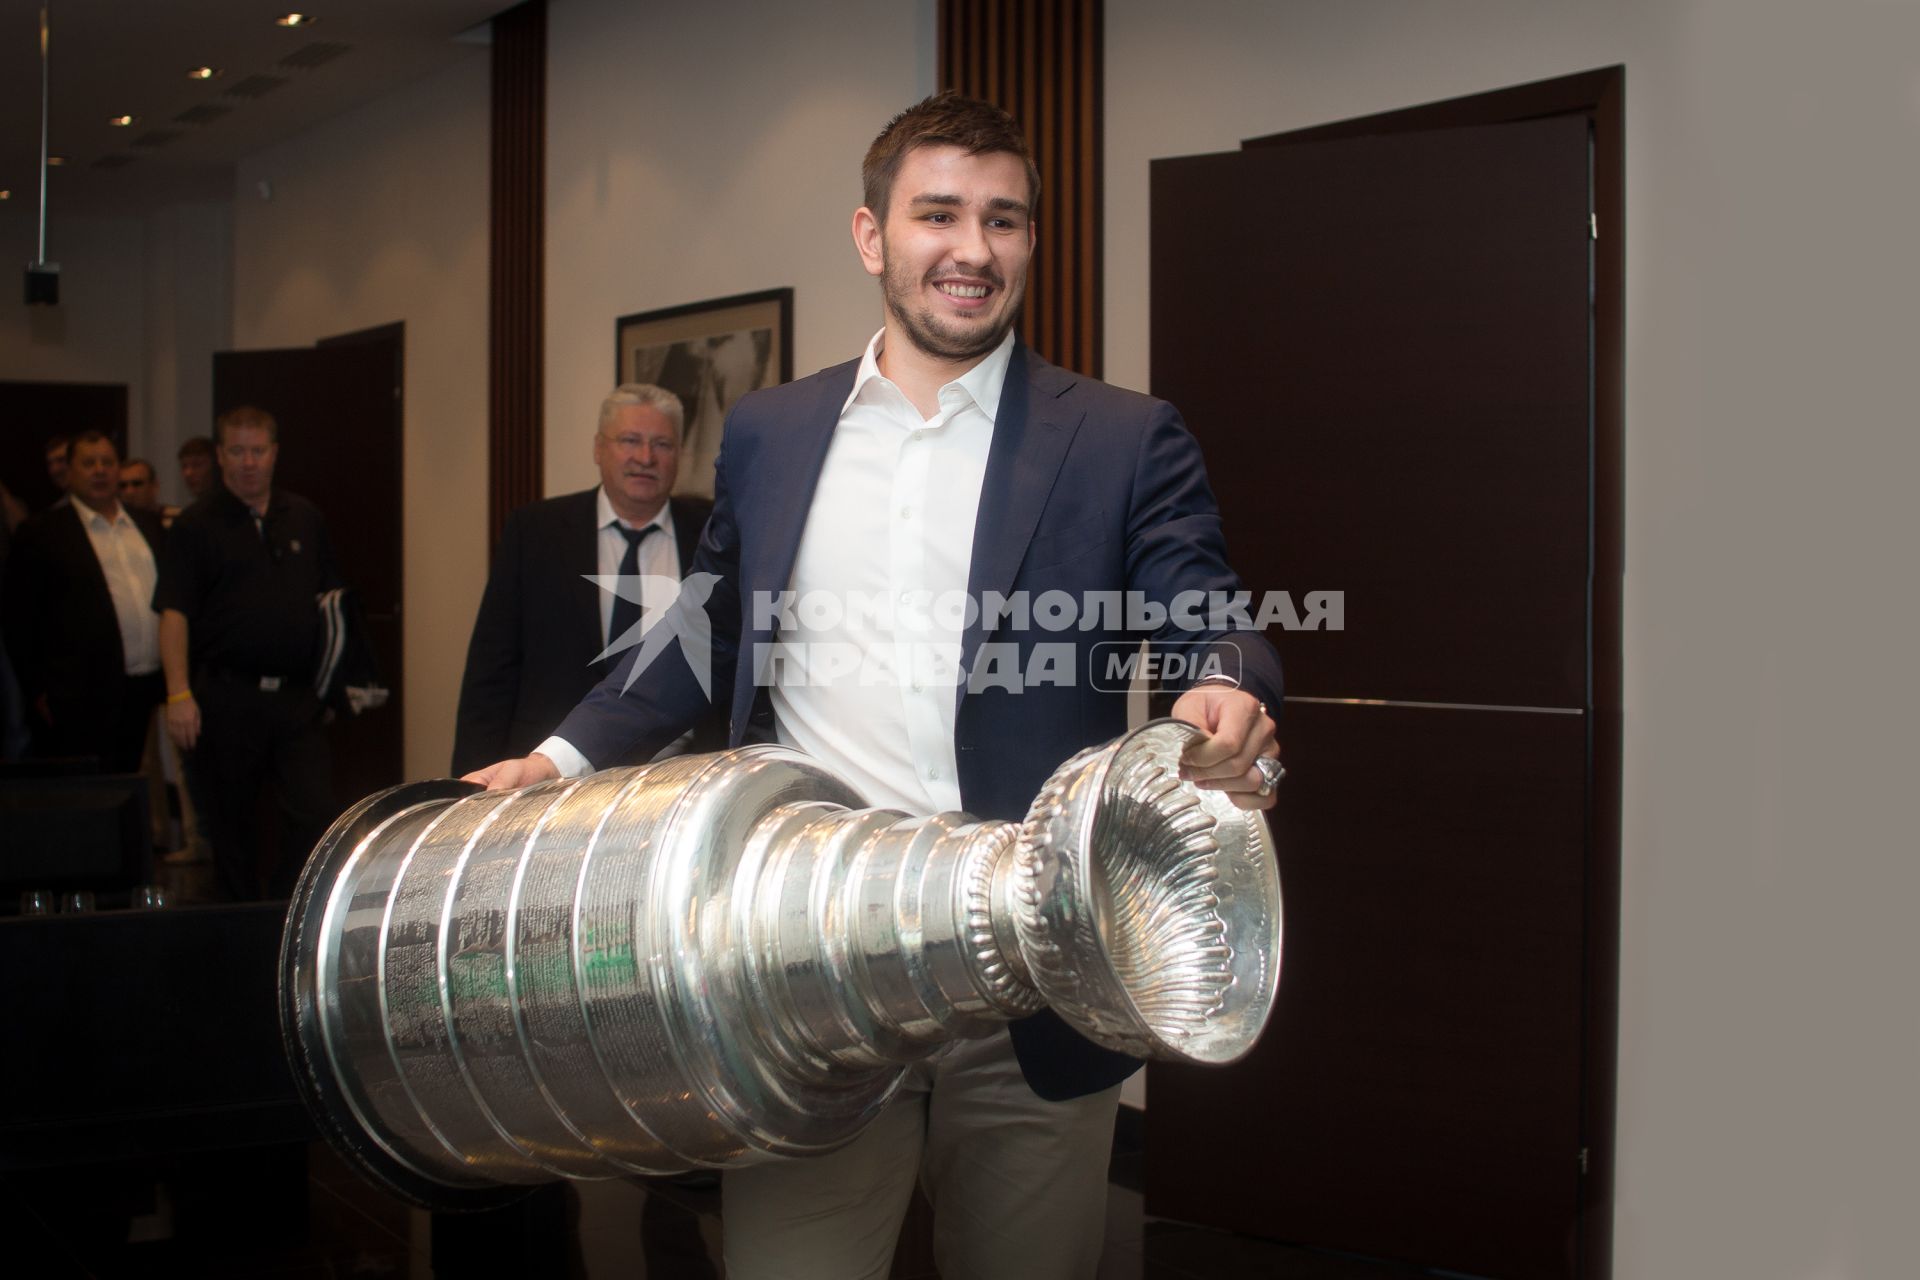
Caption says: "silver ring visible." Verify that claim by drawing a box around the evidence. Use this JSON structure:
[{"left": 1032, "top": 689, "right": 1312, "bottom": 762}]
[{"left": 1253, "top": 755, "right": 1285, "bottom": 797}]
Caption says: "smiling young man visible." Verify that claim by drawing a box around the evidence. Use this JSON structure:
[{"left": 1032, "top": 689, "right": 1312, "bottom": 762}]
[{"left": 467, "top": 94, "right": 1283, "bottom": 1279}]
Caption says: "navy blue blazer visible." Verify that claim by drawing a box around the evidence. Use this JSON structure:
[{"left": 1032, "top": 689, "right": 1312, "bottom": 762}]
[{"left": 556, "top": 342, "right": 1282, "bottom": 1099}]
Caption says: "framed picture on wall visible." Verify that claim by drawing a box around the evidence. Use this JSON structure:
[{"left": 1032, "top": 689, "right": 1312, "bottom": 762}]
[{"left": 614, "top": 288, "right": 793, "bottom": 500}]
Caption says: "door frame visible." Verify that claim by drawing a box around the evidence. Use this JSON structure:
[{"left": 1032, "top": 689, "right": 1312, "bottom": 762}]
[
  {"left": 315, "top": 320, "right": 407, "bottom": 638},
  {"left": 0, "top": 380, "right": 130, "bottom": 512},
  {"left": 212, "top": 326, "right": 408, "bottom": 807},
  {"left": 1245, "top": 66, "right": 1624, "bottom": 1279}
]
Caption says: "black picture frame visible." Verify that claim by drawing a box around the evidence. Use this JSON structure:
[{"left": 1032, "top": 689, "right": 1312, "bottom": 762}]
[{"left": 614, "top": 288, "right": 794, "bottom": 499}]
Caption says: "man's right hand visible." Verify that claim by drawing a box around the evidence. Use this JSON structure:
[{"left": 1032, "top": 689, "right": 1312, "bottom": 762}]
[
  {"left": 462, "top": 752, "right": 560, "bottom": 791},
  {"left": 165, "top": 695, "right": 200, "bottom": 750}
]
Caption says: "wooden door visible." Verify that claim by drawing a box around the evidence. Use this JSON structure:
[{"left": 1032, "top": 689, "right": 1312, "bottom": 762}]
[
  {"left": 0, "top": 380, "right": 129, "bottom": 513},
  {"left": 1146, "top": 110, "right": 1602, "bottom": 1279},
  {"left": 212, "top": 333, "right": 404, "bottom": 808}
]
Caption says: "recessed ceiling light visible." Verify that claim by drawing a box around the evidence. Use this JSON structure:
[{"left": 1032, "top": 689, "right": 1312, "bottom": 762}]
[
  {"left": 109, "top": 115, "right": 135, "bottom": 127},
  {"left": 276, "top": 12, "right": 316, "bottom": 26},
  {"left": 0, "top": 190, "right": 10, "bottom": 200},
  {"left": 188, "top": 66, "right": 221, "bottom": 81},
  {"left": 47, "top": 155, "right": 66, "bottom": 166}
]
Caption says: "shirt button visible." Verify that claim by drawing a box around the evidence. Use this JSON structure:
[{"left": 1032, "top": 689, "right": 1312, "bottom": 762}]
[
  {"left": 926, "top": 767, "right": 941, "bottom": 781},
  {"left": 899, "top": 506, "right": 912, "bottom": 519}
]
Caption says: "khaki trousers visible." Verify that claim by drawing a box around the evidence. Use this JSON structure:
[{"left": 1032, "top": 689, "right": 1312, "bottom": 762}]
[{"left": 721, "top": 1029, "right": 1125, "bottom": 1280}]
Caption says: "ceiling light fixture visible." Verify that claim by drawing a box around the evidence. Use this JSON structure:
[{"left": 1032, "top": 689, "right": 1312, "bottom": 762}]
[
  {"left": 47, "top": 155, "right": 65, "bottom": 166},
  {"left": 109, "top": 114, "right": 134, "bottom": 127},
  {"left": 188, "top": 65, "right": 220, "bottom": 80},
  {"left": 276, "top": 13, "right": 316, "bottom": 27},
  {"left": 0, "top": 190, "right": 11, "bottom": 201}
]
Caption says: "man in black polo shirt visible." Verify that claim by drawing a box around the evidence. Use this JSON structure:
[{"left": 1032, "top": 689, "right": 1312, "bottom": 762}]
[{"left": 155, "top": 405, "right": 341, "bottom": 900}]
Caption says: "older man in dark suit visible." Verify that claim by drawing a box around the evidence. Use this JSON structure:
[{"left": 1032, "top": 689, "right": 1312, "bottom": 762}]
[
  {"left": 3, "top": 430, "right": 166, "bottom": 770},
  {"left": 451, "top": 384, "right": 714, "bottom": 775}
]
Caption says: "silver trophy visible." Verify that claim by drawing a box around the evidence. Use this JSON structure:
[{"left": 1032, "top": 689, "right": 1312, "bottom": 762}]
[{"left": 279, "top": 719, "right": 1282, "bottom": 1208}]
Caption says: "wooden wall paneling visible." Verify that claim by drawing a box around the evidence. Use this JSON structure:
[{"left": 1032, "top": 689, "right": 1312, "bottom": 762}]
[
  {"left": 488, "top": 0, "right": 546, "bottom": 551},
  {"left": 939, "top": 0, "right": 1102, "bottom": 376}
]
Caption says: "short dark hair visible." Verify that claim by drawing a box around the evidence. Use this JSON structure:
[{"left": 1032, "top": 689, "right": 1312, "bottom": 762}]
[
  {"left": 121, "top": 457, "right": 155, "bottom": 482},
  {"left": 216, "top": 406, "right": 278, "bottom": 446},
  {"left": 862, "top": 92, "right": 1039, "bottom": 222},
  {"left": 67, "top": 430, "right": 119, "bottom": 464},
  {"left": 44, "top": 431, "right": 70, "bottom": 456},
  {"left": 178, "top": 436, "right": 215, "bottom": 461}
]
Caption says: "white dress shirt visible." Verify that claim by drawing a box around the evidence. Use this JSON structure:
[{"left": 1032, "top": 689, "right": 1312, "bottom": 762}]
[
  {"left": 594, "top": 487, "right": 682, "bottom": 645},
  {"left": 769, "top": 328, "right": 1011, "bottom": 814},
  {"left": 75, "top": 500, "right": 160, "bottom": 676}
]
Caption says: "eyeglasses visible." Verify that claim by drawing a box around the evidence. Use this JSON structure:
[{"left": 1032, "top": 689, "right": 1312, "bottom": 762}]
[{"left": 601, "top": 434, "right": 678, "bottom": 455}]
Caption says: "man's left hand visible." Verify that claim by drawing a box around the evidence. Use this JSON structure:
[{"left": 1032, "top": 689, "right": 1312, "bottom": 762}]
[{"left": 1169, "top": 684, "right": 1280, "bottom": 811}]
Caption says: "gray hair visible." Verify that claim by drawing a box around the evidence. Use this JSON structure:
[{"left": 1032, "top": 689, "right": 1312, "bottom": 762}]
[{"left": 599, "top": 383, "right": 685, "bottom": 439}]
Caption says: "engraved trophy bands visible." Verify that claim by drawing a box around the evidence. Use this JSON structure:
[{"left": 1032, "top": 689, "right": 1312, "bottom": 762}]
[{"left": 279, "top": 719, "right": 1282, "bottom": 1208}]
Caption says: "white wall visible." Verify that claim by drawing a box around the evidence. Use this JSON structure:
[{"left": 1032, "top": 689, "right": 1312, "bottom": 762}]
[
  {"left": 232, "top": 52, "right": 490, "bottom": 783},
  {"left": 542, "top": 0, "right": 937, "bottom": 492},
  {"left": 0, "top": 203, "right": 230, "bottom": 506},
  {"left": 0, "top": 208, "right": 150, "bottom": 437},
  {"left": 142, "top": 202, "right": 233, "bottom": 502},
  {"left": 1106, "top": 1, "right": 1920, "bottom": 1275}
]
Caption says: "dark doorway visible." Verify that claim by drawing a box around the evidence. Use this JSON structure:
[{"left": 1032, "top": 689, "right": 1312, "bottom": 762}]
[
  {"left": 212, "top": 327, "right": 404, "bottom": 809},
  {"left": 1144, "top": 69, "right": 1623, "bottom": 1280},
  {"left": 0, "top": 381, "right": 129, "bottom": 514}
]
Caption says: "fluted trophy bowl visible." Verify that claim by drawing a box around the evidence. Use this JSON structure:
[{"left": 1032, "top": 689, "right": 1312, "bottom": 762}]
[{"left": 279, "top": 719, "right": 1281, "bottom": 1209}]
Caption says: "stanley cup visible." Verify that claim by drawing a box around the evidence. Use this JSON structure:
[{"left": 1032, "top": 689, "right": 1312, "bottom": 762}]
[{"left": 279, "top": 719, "right": 1282, "bottom": 1209}]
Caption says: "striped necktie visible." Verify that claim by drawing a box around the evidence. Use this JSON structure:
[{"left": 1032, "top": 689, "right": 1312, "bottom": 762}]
[{"left": 608, "top": 523, "right": 659, "bottom": 646}]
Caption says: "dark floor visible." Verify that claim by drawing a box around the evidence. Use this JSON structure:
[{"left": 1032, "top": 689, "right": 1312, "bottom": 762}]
[{"left": 3, "top": 1124, "right": 1452, "bottom": 1280}]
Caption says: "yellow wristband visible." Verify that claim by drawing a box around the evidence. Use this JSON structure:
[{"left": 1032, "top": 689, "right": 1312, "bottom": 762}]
[{"left": 166, "top": 689, "right": 194, "bottom": 705}]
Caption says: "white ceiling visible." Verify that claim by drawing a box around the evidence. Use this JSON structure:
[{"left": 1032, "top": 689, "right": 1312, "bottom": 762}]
[{"left": 1, "top": 0, "right": 507, "bottom": 216}]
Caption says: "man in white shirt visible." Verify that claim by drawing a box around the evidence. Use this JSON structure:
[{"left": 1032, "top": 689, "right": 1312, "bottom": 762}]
[
  {"left": 451, "top": 384, "right": 716, "bottom": 775},
  {"left": 466, "top": 96, "right": 1284, "bottom": 1280},
  {"left": 2, "top": 431, "right": 166, "bottom": 771}
]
